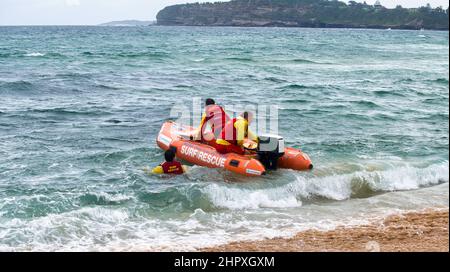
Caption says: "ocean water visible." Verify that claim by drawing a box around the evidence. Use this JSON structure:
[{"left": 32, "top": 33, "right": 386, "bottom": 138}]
[{"left": 0, "top": 26, "right": 448, "bottom": 251}]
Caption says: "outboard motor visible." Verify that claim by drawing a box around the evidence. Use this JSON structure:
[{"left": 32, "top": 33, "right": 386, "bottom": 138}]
[{"left": 257, "top": 134, "right": 285, "bottom": 170}]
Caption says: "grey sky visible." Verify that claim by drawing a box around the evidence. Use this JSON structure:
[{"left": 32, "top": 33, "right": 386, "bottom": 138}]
[{"left": 0, "top": 0, "right": 448, "bottom": 25}]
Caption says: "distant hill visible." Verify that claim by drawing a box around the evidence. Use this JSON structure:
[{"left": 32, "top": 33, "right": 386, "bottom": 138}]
[
  {"left": 156, "top": 0, "right": 449, "bottom": 30},
  {"left": 99, "top": 20, "right": 155, "bottom": 26}
]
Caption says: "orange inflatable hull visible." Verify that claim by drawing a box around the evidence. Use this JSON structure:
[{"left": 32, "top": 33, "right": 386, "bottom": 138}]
[{"left": 156, "top": 121, "right": 312, "bottom": 177}]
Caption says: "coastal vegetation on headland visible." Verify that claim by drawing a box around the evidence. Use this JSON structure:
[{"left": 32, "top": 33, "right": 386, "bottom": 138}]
[{"left": 156, "top": 0, "right": 449, "bottom": 30}]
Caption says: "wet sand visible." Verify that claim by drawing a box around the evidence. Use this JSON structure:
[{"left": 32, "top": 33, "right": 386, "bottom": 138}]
[{"left": 203, "top": 209, "right": 449, "bottom": 252}]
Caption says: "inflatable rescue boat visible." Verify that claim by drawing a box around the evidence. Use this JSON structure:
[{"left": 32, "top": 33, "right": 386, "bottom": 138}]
[{"left": 156, "top": 121, "right": 313, "bottom": 177}]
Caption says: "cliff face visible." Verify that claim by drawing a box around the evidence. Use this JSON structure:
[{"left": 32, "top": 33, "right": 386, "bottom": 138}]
[{"left": 156, "top": 0, "right": 449, "bottom": 30}]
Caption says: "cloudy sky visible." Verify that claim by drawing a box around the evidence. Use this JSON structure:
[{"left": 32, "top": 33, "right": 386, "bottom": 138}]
[{"left": 0, "top": 0, "right": 448, "bottom": 25}]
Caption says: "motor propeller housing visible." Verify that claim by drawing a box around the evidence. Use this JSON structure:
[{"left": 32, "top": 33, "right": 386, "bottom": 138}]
[{"left": 257, "top": 134, "right": 285, "bottom": 170}]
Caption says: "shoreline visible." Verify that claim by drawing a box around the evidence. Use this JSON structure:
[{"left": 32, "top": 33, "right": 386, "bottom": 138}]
[
  {"left": 203, "top": 209, "right": 449, "bottom": 252},
  {"left": 0, "top": 25, "right": 448, "bottom": 32},
  {"left": 155, "top": 24, "right": 449, "bottom": 31}
]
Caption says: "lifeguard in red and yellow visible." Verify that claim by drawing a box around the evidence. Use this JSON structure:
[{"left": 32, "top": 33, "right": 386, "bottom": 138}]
[
  {"left": 215, "top": 112, "right": 259, "bottom": 155},
  {"left": 152, "top": 149, "right": 186, "bottom": 175},
  {"left": 195, "top": 98, "right": 230, "bottom": 142}
]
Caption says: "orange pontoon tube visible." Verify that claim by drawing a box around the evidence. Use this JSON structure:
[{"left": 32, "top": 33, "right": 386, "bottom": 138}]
[{"left": 156, "top": 121, "right": 312, "bottom": 177}]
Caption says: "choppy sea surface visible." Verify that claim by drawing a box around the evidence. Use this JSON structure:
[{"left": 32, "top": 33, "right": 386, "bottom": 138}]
[{"left": 0, "top": 26, "right": 448, "bottom": 251}]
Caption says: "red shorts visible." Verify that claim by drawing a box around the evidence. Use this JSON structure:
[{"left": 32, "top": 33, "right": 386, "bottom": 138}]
[{"left": 213, "top": 142, "right": 245, "bottom": 155}]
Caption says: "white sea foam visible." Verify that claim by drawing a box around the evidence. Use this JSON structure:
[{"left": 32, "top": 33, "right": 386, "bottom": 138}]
[
  {"left": 203, "top": 183, "right": 302, "bottom": 209},
  {"left": 0, "top": 186, "right": 447, "bottom": 252},
  {"left": 0, "top": 163, "right": 447, "bottom": 252},
  {"left": 24, "top": 52, "right": 45, "bottom": 57},
  {"left": 292, "top": 161, "right": 449, "bottom": 200},
  {"left": 89, "top": 192, "right": 134, "bottom": 203},
  {"left": 0, "top": 206, "right": 366, "bottom": 252},
  {"left": 200, "top": 162, "right": 449, "bottom": 210}
]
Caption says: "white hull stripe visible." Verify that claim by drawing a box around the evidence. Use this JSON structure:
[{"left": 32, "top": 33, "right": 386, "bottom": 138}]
[
  {"left": 158, "top": 134, "right": 172, "bottom": 147},
  {"left": 246, "top": 169, "right": 262, "bottom": 175}
]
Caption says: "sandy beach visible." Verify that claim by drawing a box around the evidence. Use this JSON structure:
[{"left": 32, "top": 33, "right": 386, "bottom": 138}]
[{"left": 204, "top": 209, "right": 449, "bottom": 252}]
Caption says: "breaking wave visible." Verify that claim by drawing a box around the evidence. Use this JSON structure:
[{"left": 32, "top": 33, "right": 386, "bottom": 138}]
[{"left": 131, "top": 162, "right": 450, "bottom": 211}]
